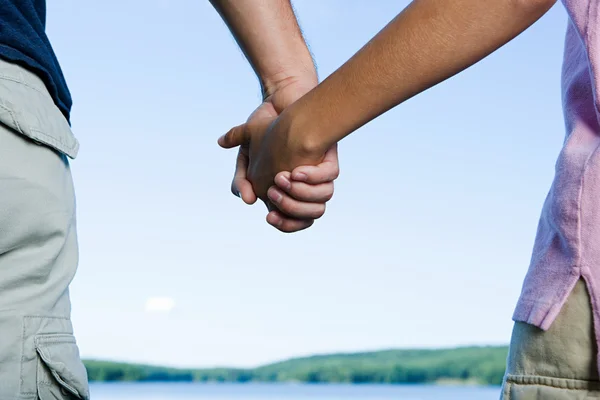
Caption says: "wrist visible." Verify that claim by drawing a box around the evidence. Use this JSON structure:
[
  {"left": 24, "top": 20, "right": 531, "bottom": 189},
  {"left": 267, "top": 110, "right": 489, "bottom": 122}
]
[
  {"left": 260, "top": 67, "right": 318, "bottom": 100},
  {"left": 280, "top": 102, "right": 332, "bottom": 158}
]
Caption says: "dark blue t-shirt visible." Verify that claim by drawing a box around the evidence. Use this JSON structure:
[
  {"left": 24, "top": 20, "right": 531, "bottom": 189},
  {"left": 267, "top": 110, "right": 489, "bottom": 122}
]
[{"left": 0, "top": 1, "right": 71, "bottom": 120}]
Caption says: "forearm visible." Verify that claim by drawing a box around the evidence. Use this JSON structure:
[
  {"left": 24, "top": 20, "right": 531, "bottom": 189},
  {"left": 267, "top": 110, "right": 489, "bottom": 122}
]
[
  {"left": 285, "top": 0, "right": 556, "bottom": 152},
  {"left": 210, "top": 0, "right": 317, "bottom": 96}
]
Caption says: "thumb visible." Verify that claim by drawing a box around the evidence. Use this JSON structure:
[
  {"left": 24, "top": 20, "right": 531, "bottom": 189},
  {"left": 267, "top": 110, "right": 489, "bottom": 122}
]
[
  {"left": 232, "top": 147, "right": 257, "bottom": 205},
  {"left": 218, "top": 124, "right": 249, "bottom": 149},
  {"left": 322, "top": 142, "right": 338, "bottom": 163}
]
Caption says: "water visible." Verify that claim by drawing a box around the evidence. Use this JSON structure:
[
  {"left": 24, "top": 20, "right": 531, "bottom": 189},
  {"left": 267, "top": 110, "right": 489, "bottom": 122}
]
[{"left": 90, "top": 383, "right": 500, "bottom": 399}]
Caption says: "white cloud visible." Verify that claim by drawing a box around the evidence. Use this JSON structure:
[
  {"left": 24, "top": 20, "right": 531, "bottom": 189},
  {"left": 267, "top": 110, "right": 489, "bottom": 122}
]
[{"left": 145, "top": 297, "right": 176, "bottom": 313}]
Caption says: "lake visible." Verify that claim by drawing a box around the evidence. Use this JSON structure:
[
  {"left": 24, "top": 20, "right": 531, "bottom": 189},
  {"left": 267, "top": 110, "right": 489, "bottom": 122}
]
[{"left": 90, "top": 383, "right": 500, "bottom": 399}]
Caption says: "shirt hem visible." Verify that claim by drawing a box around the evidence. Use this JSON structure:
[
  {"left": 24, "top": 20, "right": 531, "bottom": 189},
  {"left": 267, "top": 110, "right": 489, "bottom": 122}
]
[{"left": 512, "top": 274, "right": 581, "bottom": 331}]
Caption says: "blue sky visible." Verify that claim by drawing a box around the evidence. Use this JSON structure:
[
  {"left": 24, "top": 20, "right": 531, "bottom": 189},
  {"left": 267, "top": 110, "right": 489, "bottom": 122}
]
[{"left": 46, "top": 1, "right": 568, "bottom": 368}]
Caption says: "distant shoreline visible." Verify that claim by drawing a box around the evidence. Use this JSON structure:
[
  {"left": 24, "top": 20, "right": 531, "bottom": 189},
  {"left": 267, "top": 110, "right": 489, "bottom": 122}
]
[{"left": 84, "top": 345, "right": 508, "bottom": 386}]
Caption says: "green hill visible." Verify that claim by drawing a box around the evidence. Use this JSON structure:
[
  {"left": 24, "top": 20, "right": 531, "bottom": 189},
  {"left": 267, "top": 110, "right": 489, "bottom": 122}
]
[{"left": 84, "top": 345, "right": 508, "bottom": 385}]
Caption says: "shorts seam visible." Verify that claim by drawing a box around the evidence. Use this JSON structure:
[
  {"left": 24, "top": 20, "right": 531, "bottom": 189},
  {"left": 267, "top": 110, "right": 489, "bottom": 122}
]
[
  {"left": 20, "top": 318, "right": 34, "bottom": 396},
  {"left": 0, "top": 74, "right": 48, "bottom": 98},
  {"left": 0, "top": 103, "right": 21, "bottom": 134},
  {"left": 36, "top": 339, "right": 73, "bottom": 343},
  {"left": 506, "top": 373, "right": 600, "bottom": 390},
  {"left": 23, "top": 316, "right": 70, "bottom": 321}
]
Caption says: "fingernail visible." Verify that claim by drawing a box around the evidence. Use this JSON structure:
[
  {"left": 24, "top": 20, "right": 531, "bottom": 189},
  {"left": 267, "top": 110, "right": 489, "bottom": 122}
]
[
  {"left": 268, "top": 188, "right": 283, "bottom": 203},
  {"left": 276, "top": 175, "right": 291, "bottom": 190},
  {"left": 293, "top": 172, "right": 308, "bottom": 182}
]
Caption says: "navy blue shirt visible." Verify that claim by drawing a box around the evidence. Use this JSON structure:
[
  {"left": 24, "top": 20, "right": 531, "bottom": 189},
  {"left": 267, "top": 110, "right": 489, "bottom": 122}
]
[{"left": 0, "top": 1, "right": 71, "bottom": 120}]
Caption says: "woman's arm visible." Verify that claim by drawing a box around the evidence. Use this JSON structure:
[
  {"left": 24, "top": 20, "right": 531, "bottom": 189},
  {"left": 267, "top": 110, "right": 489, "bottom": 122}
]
[{"left": 283, "top": 0, "right": 556, "bottom": 155}]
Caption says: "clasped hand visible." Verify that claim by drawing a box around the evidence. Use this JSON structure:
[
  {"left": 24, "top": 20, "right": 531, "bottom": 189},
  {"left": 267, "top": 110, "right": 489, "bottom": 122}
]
[{"left": 218, "top": 82, "right": 338, "bottom": 233}]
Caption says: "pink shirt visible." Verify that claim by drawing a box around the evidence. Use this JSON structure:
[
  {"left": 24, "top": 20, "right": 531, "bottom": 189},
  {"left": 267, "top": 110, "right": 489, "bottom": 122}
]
[{"left": 513, "top": 0, "right": 600, "bottom": 369}]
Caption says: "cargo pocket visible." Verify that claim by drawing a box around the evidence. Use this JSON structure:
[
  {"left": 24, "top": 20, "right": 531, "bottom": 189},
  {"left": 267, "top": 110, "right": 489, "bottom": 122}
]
[{"left": 34, "top": 334, "right": 90, "bottom": 400}]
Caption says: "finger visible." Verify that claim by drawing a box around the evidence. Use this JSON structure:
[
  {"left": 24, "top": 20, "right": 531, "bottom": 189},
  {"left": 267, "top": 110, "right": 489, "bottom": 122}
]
[
  {"left": 218, "top": 124, "right": 249, "bottom": 149},
  {"left": 266, "top": 211, "right": 314, "bottom": 233},
  {"left": 273, "top": 174, "right": 334, "bottom": 203},
  {"left": 291, "top": 143, "right": 339, "bottom": 184},
  {"left": 232, "top": 148, "right": 257, "bottom": 205},
  {"left": 267, "top": 187, "right": 326, "bottom": 219}
]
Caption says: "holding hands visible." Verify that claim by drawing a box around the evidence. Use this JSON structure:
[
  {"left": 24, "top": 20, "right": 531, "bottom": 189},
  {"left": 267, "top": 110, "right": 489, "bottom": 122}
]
[{"left": 218, "top": 79, "right": 339, "bottom": 233}]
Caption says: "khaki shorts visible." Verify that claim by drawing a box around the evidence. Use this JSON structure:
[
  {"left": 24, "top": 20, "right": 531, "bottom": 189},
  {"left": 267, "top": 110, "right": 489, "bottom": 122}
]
[
  {"left": 0, "top": 60, "right": 89, "bottom": 399},
  {"left": 501, "top": 279, "right": 600, "bottom": 399}
]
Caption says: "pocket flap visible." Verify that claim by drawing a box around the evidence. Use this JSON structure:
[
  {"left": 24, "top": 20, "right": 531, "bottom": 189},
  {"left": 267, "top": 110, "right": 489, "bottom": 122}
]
[
  {"left": 35, "top": 334, "right": 90, "bottom": 399},
  {"left": 0, "top": 75, "right": 79, "bottom": 159}
]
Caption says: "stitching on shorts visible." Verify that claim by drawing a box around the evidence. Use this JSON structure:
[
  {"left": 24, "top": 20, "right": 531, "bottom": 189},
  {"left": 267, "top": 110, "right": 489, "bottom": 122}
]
[
  {"left": 506, "top": 373, "right": 600, "bottom": 391},
  {"left": 0, "top": 74, "right": 48, "bottom": 98},
  {"left": 30, "top": 126, "right": 78, "bottom": 159},
  {"left": 35, "top": 334, "right": 75, "bottom": 344},
  {"left": 0, "top": 103, "right": 22, "bottom": 134},
  {"left": 29, "top": 128, "right": 76, "bottom": 153},
  {"left": 36, "top": 339, "right": 74, "bottom": 344},
  {"left": 20, "top": 316, "right": 32, "bottom": 395},
  {"left": 23, "top": 316, "right": 70, "bottom": 321}
]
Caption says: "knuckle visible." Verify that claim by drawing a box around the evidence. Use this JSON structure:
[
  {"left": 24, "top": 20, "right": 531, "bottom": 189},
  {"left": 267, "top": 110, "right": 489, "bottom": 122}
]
[
  {"left": 302, "top": 220, "right": 315, "bottom": 231},
  {"left": 323, "top": 185, "right": 335, "bottom": 201},
  {"left": 277, "top": 220, "right": 296, "bottom": 233},
  {"left": 288, "top": 184, "right": 307, "bottom": 200},
  {"left": 279, "top": 225, "right": 295, "bottom": 233},
  {"left": 284, "top": 220, "right": 313, "bottom": 233},
  {"left": 279, "top": 198, "right": 299, "bottom": 216},
  {"left": 311, "top": 204, "right": 326, "bottom": 219},
  {"left": 331, "top": 167, "right": 340, "bottom": 180}
]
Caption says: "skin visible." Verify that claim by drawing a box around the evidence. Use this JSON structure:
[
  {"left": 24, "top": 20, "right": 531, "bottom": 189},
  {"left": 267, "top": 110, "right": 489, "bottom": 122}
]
[
  {"left": 210, "top": 0, "right": 339, "bottom": 232},
  {"left": 218, "top": 0, "right": 557, "bottom": 228}
]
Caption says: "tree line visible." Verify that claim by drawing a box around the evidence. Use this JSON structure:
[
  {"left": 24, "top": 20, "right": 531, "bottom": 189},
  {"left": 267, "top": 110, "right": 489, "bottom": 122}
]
[{"left": 84, "top": 345, "right": 508, "bottom": 386}]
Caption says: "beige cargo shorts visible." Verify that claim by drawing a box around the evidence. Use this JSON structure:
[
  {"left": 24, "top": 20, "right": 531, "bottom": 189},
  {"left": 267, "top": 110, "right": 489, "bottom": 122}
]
[
  {"left": 501, "top": 279, "right": 600, "bottom": 399},
  {"left": 0, "top": 59, "right": 89, "bottom": 399}
]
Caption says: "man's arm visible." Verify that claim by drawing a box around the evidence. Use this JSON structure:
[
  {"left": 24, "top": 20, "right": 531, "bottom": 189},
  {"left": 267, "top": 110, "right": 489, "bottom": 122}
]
[
  {"left": 209, "top": 0, "right": 317, "bottom": 97},
  {"left": 212, "top": 0, "right": 343, "bottom": 233},
  {"left": 278, "top": 0, "right": 556, "bottom": 155}
]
